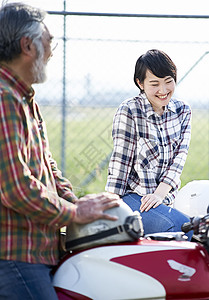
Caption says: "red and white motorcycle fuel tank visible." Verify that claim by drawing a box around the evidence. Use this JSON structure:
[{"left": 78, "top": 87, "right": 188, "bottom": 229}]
[{"left": 53, "top": 238, "right": 209, "bottom": 300}]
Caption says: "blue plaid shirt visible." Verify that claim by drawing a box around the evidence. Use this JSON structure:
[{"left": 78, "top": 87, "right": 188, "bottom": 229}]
[{"left": 105, "top": 93, "right": 191, "bottom": 205}]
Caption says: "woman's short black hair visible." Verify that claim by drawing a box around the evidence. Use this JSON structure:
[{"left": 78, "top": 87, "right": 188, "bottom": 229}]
[{"left": 134, "top": 49, "right": 177, "bottom": 91}]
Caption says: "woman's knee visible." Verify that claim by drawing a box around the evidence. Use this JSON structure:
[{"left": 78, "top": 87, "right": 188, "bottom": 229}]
[
  {"left": 140, "top": 205, "right": 189, "bottom": 234},
  {"left": 140, "top": 207, "right": 174, "bottom": 234}
]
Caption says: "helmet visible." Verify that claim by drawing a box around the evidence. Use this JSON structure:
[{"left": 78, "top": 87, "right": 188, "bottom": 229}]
[
  {"left": 174, "top": 180, "right": 209, "bottom": 217},
  {"left": 65, "top": 201, "right": 144, "bottom": 251}
]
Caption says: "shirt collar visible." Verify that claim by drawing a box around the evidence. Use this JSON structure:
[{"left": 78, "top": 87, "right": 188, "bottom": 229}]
[
  {"left": 0, "top": 64, "right": 34, "bottom": 103},
  {"left": 138, "top": 93, "right": 176, "bottom": 118},
  {"left": 166, "top": 99, "right": 176, "bottom": 113}
]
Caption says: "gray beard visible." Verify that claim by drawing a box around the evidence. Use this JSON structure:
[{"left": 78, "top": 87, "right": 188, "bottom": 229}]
[{"left": 32, "top": 55, "right": 47, "bottom": 84}]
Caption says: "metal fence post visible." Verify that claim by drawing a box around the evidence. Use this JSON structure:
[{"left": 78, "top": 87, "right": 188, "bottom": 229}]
[{"left": 61, "top": 0, "right": 67, "bottom": 175}]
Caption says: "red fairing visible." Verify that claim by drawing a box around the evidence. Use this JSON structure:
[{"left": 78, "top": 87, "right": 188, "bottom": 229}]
[
  {"left": 111, "top": 242, "right": 209, "bottom": 299},
  {"left": 55, "top": 287, "right": 92, "bottom": 300}
]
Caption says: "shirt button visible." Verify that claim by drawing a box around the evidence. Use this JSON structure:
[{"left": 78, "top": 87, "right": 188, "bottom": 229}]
[{"left": 160, "top": 127, "right": 163, "bottom": 131}]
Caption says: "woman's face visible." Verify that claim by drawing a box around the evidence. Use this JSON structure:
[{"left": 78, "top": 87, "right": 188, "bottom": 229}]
[{"left": 137, "top": 69, "right": 175, "bottom": 115}]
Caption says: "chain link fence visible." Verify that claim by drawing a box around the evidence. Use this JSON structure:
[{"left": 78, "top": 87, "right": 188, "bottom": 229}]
[{"left": 34, "top": 8, "right": 209, "bottom": 196}]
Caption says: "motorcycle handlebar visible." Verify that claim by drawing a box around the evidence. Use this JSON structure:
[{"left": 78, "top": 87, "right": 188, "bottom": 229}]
[
  {"left": 181, "top": 222, "right": 193, "bottom": 233},
  {"left": 181, "top": 214, "right": 209, "bottom": 254},
  {"left": 182, "top": 214, "right": 209, "bottom": 241}
]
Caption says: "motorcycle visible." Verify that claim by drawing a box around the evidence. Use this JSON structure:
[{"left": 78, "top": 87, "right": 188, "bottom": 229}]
[{"left": 53, "top": 181, "right": 209, "bottom": 300}]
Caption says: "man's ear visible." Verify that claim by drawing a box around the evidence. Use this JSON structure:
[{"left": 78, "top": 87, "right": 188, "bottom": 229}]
[
  {"left": 20, "top": 36, "right": 34, "bottom": 56},
  {"left": 136, "top": 78, "right": 144, "bottom": 90}
]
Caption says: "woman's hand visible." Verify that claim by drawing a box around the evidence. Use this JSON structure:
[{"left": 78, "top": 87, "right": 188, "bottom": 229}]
[{"left": 140, "top": 193, "right": 163, "bottom": 212}]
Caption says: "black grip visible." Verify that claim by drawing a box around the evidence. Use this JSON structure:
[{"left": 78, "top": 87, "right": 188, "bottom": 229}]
[{"left": 181, "top": 222, "right": 192, "bottom": 233}]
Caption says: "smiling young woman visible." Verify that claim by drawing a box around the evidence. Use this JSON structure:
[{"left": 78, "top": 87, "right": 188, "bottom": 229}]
[
  {"left": 105, "top": 49, "right": 193, "bottom": 240},
  {"left": 136, "top": 70, "right": 175, "bottom": 115}
]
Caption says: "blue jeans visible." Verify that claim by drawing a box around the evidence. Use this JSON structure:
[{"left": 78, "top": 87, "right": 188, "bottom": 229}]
[
  {"left": 0, "top": 260, "right": 58, "bottom": 300},
  {"left": 123, "top": 193, "right": 193, "bottom": 241}
]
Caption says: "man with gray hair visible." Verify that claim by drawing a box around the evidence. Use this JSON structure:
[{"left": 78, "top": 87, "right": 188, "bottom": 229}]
[{"left": 0, "top": 3, "right": 120, "bottom": 299}]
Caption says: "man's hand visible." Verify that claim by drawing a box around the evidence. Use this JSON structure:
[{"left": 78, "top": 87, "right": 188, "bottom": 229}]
[{"left": 73, "top": 192, "right": 121, "bottom": 224}]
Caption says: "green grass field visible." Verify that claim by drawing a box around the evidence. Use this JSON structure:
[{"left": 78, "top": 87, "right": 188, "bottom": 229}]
[{"left": 41, "top": 106, "right": 209, "bottom": 197}]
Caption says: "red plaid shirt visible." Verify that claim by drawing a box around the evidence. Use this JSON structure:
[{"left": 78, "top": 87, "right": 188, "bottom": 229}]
[{"left": 0, "top": 65, "right": 77, "bottom": 265}]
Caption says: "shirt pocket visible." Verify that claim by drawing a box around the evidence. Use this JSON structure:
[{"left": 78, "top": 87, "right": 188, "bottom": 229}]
[{"left": 136, "top": 138, "right": 159, "bottom": 170}]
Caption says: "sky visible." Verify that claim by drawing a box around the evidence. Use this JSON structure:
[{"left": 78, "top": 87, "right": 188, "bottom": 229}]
[
  {"left": 4, "top": 0, "right": 209, "bottom": 106},
  {"left": 6, "top": 0, "right": 209, "bottom": 15}
]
